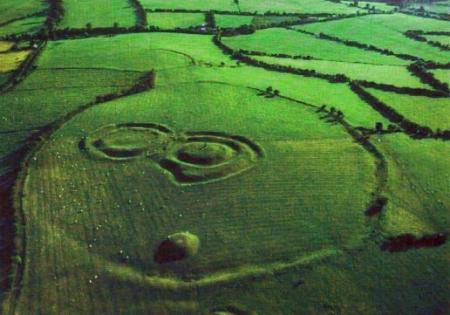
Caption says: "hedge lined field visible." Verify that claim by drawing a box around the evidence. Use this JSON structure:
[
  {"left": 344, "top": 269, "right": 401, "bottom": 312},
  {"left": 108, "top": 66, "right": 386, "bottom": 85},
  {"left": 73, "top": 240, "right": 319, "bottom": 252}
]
[
  {"left": 407, "top": 0, "right": 450, "bottom": 14},
  {"left": 432, "top": 69, "right": 450, "bottom": 86},
  {"left": 59, "top": 0, "right": 137, "bottom": 29},
  {"left": 157, "top": 64, "right": 391, "bottom": 129},
  {"left": 342, "top": 1, "right": 396, "bottom": 11},
  {"left": 251, "top": 15, "right": 302, "bottom": 28},
  {"left": 298, "top": 14, "right": 450, "bottom": 63},
  {"left": 367, "top": 88, "right": 450, "bottom": 131},
  {"left": 375, "top": 134, "right": 450, "bottom": 237},
  {"left": 0, "top": 0, "right": 45, "bottom": 25},
  {"left": 0, "top": 16, "right": 46, "bottom": 37},
  {"left": 238, "top": 0, "right": 360, "bottom": 14},
  {"left": 38, "top": 33, "right": 232, "bottom": 69},
  {"left": 140, "top": 0, "right": 238, "bottom": 11},
  {"left": 251, "top": 55, "right": 426, "bottom": 88},
  {"left": 147, "top": 12, "right": 206, "bottom": 29},
  {"left": 424, "top": 35, "right": 450, "bottom": 46},
  {"left": 215, "top": 14, "right": 253, "bottom": 28},
  {"left": 222, "top": 28, "right": 409, "bottom": 65},
  {"left": 0, "top": 50, "right": 30, "bottom": 73}
]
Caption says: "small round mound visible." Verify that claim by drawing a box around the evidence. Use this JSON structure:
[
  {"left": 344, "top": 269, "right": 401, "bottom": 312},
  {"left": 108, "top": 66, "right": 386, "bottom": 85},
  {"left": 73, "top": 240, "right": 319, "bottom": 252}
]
[
  {"left": 154, "top": 232, "right": 200, "bottom": 264},
  {"left": 176, "top": 142, "right": 235, "bottom": 166}
]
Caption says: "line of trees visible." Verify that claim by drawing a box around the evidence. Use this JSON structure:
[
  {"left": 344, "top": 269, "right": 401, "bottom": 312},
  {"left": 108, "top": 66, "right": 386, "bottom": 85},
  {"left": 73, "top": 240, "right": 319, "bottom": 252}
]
[
  {"left": 408, "top": 61, "right": 449, "bottom": 93},
  {"left": 95, "top": 70, "right": 155, "bottom": 104},
  {"left": 205, "top": 11, "right": 216, "bottom": 28},
  {"left": 404, "top": 30, "right": 450, "bottom": 51},
  {"left": 358, "top": 80, "right": 447, "bottom": 97},
  {"left": 350, "top": 82, "right": 449, "bottom": 139},
  {"left": 145, "top": 7, "right": 333, "bottom": 17},
  {"left": 128, "top": 0, "right": 148, "bottom": 29},
  {"left": 46, "top": 0, "right": 64, "bottom": 37}
]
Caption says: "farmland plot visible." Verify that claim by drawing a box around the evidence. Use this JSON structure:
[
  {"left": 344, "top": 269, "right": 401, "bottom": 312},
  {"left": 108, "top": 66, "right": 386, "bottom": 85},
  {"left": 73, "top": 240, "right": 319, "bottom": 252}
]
[{"left": 298, "top": 13, "right": 450, "bottom": 63}]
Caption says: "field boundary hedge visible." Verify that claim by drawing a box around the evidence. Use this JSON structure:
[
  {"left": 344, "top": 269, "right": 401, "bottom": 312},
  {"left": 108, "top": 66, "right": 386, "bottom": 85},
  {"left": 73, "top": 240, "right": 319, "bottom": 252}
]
[
  {"left": 213, "top": 35, "right": 447, "bottom": 97},
  {"left": 129, "top": 0, "right": 147, "bottom": 29},
  {"left": 350, "top": 82, "right": 450, "bottom": 140},
  {"left": 404, "top": 30, "right": 450, "bottom": 52}
]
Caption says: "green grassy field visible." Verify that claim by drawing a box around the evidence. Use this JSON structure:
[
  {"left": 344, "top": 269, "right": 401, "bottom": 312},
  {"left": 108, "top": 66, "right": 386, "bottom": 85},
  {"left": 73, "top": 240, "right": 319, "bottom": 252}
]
[
  {"left": 251, "top": 55, "right": 426, "bottom": 88},
  {"left": 237, "top": 0, "right": 360, "bottom": 14},
  {"left": 375, "top": 134, "right": 450, "bottom": 237},
  {"left": 37, "top": 33, "right": 231, "bottom": 69},
  {"left": 140, "top": 0, "right": 238, "bottom": 11},
  {"left": 0, "top": 16, "right": 46, "bottom": 37},
  {"left": 0, "top": 0, "right": 45, "bottom": 25},
  {"left": 147, "top": 12, "right": 206, "bottom": 29},
  {"left": 432, "top": 69, "right": 450, "bottom": 86},
  {"left": 367, "top": 88, "right": 450, "bottom": 131},
  {"left": 59, "top": 0, "right": 137, "bottom": 29},
  {"left": 342, "top": 1, "right": 396, "bottom": 11},
  {"left": 215, "top": 14, "right": 253, "bottom": 28},
  {"left": 223, "top": 28, "right": 409, "bottom": 65},
  {"left": 425, "top": 35, "right": 450, "bottom": 46},
  {"left": 298, "top": 13, "right": 450, "bottom": 63},
  {"left": 407, "top": 0, "right": 450, "bottom": 14},
  {"left": 1, "top": 2, "right": 450, "bottom": 315},
  {"left": 250, "top": 15, "right": 302, "bottom": 28}
]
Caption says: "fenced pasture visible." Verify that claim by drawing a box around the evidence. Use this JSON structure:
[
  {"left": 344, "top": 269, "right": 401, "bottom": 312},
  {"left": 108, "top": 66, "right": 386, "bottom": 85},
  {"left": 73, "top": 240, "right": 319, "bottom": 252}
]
[{"left": 298, "top": 13, "right": 450, "bottom": 63}]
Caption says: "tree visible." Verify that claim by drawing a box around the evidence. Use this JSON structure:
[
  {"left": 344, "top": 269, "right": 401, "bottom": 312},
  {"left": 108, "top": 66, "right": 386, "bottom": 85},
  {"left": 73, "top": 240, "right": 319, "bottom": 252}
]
[
  {"left": 266, "top": 86, "right": 273, "bottom": 94},
  {"left": 375, "top": 122, "right": 383, "bottom": 133},
  {"left": 317, "top": 105, "right": 326, "bottom": 112},
  {"left": 86, "top": 22, "right": 92, "bottom": 31},
  {"left": 273, "top": 89, "right": 280, "bottom": 96}
]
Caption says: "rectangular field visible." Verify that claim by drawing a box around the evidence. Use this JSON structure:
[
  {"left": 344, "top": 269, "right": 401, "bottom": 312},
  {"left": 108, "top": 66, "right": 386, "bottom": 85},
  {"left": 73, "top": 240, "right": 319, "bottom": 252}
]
[
  {"left": 215, "top": 14, "right": 253, "bottom": 28},
  {"left": 431, "top": 69, "right": 450, "bottom": 86},
  {"left": 140, "top": 0, "right": 238, "bottom": 11},
  {"left": 59, "top": 0, "right": 137, "bottom": 29},
  {"left": 0, "top": 16, "right": 45, "bottom": 37},
  {"left": 251, "top": 55, "right": 426, "bottom": 88},
  {"left": 147, "top": 12, "right": 206, "bottom": 29},
  {"left": 298, "top": 13, "right": 450, "bottom": 64},
  {"left": 367, "top": 88, "right": 450, "bottom": 131},
  {"left": 0, "top": 50, "right": 30, "bottom": 73},
  {"left": 238, "top": 0, "right": 360, "bottom": 14},
  {"left": 222, "top": 28, "right": 409, "bottom": 65},
  {"left": 0, "top": 0, "right": 45, "bottom": 24}
]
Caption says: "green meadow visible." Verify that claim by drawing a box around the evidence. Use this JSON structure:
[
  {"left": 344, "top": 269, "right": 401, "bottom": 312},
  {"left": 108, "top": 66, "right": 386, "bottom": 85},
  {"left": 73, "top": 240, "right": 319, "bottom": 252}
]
[
  {"left": 0, "top": 1, "right": 449, "bottom": 315},
  {"left": 298, "top": 13, "right": 450, "bottom": 63}
]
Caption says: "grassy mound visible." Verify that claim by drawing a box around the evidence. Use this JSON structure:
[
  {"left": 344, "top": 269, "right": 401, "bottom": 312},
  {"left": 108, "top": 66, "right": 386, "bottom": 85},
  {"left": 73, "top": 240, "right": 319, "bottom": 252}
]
[
  {"left": 176, "top": 142, "right": 236, "bottom": 166},
  {"left": 84, "top": 123, "right": 173, "bottom": 161},
  {"left": 154, "top": 232, "right": 200, "bottom": 264}
]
